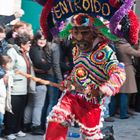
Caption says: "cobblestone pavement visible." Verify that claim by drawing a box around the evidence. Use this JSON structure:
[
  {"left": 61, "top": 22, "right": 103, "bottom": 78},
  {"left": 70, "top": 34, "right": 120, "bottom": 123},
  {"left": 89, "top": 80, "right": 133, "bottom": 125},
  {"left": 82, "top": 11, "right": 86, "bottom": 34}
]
[{"left": 3, "top": 112, "right": 140, "bottom": 140}]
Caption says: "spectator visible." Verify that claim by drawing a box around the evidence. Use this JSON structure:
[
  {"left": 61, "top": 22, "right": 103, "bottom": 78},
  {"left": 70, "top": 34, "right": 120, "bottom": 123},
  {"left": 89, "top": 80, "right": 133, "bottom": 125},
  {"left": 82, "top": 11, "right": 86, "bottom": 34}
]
[
  {"left": 0, "top": 55, "right": 13, "bottom": 140},
  {"left": 41, "top": 35, "right": 63, "bottom": 130},
  {"left": 6, "top": 21, "right": 27, "bottom": 44},
  {"left": 103, "top": 96, "right": 114, "bottom": 122},
  {"left": 110, "top": 39, "right": 140, "bottom": 119},
  {"left": 24, "top": 31, "right": 51, "bottom": 135},
  {"left": 4, "top": 33, "right": 31, "bottom": 140},
  {"left": 25, "top": 23, "right": 34, "bottom": 40},
  {"left": 0, "top": 26, "right": 10, "bottom": 79},
  {"left": 59, "top": 38, "right": 74, "bottom": 78},
  {"left": 0, "top": 26, "right": 9, "bottom": 55},
  {"left": 29, "top": 32, "right": 62, "bottom": 131},
  {"left": 134, "top": 33, "right": 140, "bottom": 112},
  {"left": 103, "top": 42, "right": 116, "bottom": 122}
]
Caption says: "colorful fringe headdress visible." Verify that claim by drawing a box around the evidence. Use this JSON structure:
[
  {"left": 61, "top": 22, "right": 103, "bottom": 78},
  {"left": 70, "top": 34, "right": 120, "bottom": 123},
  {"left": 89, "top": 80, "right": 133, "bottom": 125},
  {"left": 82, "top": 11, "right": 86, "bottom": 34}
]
[{"left": 35, "top": 0, "right": 139, "bottom": 45}]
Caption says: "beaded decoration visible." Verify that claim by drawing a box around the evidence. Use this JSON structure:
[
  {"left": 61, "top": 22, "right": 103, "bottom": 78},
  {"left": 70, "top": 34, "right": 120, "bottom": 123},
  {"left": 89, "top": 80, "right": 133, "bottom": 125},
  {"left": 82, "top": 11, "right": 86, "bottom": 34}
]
[
  {"left": 59, "top": 17, "right": 120, "bottom": 42},
  {"left": 71, "top": 42, "right": 126, "bottom": 95}
]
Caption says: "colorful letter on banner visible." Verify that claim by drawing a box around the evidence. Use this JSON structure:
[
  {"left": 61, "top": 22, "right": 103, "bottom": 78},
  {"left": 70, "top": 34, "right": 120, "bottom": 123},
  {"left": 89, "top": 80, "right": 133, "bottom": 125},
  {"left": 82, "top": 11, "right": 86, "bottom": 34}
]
[{"left": 53, "top": 0, "right": 118, "bottom": 21}]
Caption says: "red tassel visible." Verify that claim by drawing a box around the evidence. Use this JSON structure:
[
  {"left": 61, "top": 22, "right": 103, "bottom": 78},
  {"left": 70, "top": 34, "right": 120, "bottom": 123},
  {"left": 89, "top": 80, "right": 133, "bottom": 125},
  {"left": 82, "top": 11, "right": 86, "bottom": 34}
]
[
  {"left": 128, "top": 10, "right": 139, "bottom": 45},
  {"left": 109, "top": 0, "right": 120, "bottom": 9},
  {"left": 40, "top": 0, "right": 54, "bottom": 38},
  {"left": 75, "top": 14, "right": 83, "bottom": 25},
  {"left": 45, "top": 122, "right": 68, "bottom": 140}
]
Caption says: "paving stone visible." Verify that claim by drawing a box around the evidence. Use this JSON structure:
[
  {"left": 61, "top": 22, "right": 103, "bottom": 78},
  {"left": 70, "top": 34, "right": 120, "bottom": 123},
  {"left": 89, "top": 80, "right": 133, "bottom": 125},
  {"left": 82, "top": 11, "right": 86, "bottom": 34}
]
[{"left": 5, "top": 112, "right": 140, "bottom": 140}]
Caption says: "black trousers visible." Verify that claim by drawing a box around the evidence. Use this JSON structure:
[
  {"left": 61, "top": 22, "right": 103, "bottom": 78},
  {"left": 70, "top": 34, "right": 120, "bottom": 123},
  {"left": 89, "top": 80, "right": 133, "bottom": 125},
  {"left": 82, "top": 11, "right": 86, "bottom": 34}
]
[{"left": 4, "top": 95, "right": 27, "bottom": 135}]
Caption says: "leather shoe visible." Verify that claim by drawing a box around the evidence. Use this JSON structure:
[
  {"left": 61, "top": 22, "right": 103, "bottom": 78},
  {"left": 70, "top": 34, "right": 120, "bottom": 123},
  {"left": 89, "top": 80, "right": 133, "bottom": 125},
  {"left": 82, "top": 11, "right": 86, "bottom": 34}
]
[
  {"left": 31, "top": 126, "right": 44, "bottom": 135},
  {"left": 104, "top": 117, "right": 115, "bottom": 122},
  {"left": 120, "top": 116, "right": 129, "bottom": 119}
]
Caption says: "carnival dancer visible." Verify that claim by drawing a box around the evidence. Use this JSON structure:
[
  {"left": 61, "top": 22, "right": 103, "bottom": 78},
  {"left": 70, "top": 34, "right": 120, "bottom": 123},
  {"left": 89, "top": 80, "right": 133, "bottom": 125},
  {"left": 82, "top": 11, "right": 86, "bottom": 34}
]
[
  {"left": 45, "top": 13, "right": 126, "bottom": 140},
  {"left": 33, "top": 0, "right": 139, "bottom": 139}
]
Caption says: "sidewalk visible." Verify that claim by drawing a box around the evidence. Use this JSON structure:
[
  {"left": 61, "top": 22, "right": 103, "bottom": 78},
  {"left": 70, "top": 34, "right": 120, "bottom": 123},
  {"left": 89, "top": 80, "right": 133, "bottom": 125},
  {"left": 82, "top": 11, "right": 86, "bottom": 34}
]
[
  {"left": 8, "top": 112, "right": 140, "bottom": 140},
  {"left": 105, "top": 112, "right": 140, "bottom": 140}
]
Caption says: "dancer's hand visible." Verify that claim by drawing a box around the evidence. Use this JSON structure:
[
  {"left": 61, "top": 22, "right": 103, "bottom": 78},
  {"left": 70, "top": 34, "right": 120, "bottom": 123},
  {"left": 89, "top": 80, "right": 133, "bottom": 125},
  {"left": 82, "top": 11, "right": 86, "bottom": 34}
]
[
  {"left": 83, "top": 86, "right": 99, "bottom": 97},
  {"left": 58, "top": 83, "right": 66, "bottom": 91},
  {"left": 91, "top": 88, "right": 100, "bottom": 97},
  {"left": 99, "top": 85, "right": 113, "bottom": 96},
  {"left": 59, "top": 80, "right": 75, "bottom": 91}
]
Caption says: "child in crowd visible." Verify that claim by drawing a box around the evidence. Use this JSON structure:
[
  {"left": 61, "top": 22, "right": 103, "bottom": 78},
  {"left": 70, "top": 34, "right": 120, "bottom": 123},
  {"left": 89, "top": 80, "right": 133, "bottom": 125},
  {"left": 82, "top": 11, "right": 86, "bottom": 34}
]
[{"left": 0, "top": 54, "right": 13, "bottom": 140}]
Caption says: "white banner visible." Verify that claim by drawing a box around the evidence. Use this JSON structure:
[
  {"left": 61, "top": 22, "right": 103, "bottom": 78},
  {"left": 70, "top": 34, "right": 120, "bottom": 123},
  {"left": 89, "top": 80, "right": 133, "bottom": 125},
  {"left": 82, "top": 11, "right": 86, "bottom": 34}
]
[{"left": 0, "top": 0, "right": 14, "bottom": 15}]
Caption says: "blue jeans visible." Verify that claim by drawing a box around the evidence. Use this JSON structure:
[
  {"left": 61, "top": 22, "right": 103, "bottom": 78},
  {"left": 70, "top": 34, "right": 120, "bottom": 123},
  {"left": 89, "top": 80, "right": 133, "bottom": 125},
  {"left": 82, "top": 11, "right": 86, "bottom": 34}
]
[
  {"left": 24, "top": 85, "right": 47, "bottom": 126},
  {"left": 109, "top": 93, "right": 128, "bottom": 118},
  {"left": 0, "top": 112, "right": 4, "bottom": 136},
  {"left": 109, "top": 96, "right": 116, "bottom": 117},
  {"left": 103, "top": 96, "right": 111, "bottom": 118},
  {"left": 120, "top": 93, "right": 128, "bottom": 118},
  {"left": 41, "top": 75, "right": 61, "bottom": 129}
]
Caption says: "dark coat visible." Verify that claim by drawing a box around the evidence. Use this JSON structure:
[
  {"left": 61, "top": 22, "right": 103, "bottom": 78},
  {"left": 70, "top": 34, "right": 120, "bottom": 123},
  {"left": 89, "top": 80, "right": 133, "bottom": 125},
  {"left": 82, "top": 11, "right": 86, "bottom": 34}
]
[
  {"left": 0, "top": 15, "right": 15, "bottom": 26},
  {"left": 0, "top": 39, "right": 9, "bottom": 78},
  {"left": 29, "top": 45, "right": 51, "bottom": 82},
  {"left": 0, "top": 39, "right": 9, "bottom": 54},
  {"left": 44, "top": 42, "right": 63, "bottom": 83},
  {"left": 30, "top": 42, "right": 63, "bottom": 83}
]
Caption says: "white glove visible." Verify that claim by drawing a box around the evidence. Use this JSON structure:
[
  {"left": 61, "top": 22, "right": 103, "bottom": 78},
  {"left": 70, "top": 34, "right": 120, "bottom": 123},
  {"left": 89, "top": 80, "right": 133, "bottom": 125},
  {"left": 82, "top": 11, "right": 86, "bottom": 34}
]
[{"left": 14, "top": 9, "right": 24, "bottom": 18}]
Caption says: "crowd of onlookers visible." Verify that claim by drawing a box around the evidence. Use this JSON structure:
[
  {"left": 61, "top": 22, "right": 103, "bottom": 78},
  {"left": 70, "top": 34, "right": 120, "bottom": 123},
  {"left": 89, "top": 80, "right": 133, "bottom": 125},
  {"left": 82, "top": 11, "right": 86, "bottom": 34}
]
[
  {"left": 0, "top": 11, "right": 140, "bottom": 140},
  {"left": 103, "top": 39, "right": 140, "bottom": 122},
  {"left": 0, "top": 20, "right": 74, "bottom": 140}
]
